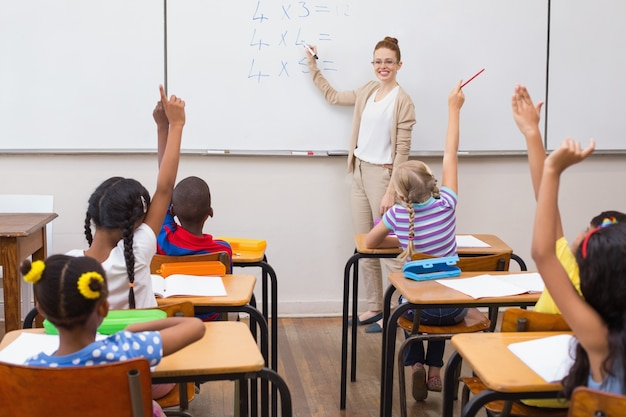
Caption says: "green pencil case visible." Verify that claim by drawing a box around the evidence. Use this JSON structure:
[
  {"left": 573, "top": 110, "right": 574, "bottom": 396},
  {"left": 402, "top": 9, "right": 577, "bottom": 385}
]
[{"left": 43, "top": 309, "right": 167, "bottom": 335}]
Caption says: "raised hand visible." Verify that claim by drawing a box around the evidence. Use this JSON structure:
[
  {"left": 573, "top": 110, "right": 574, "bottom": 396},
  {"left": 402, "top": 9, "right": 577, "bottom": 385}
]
[
  {"left": 512, "top": 84, "right": 543, "bottom": 136},
  {"left": 546, "top": 137, "right": 595, "bottom": 174},
  {"left": 159, "top": 85, "right": 185, "bottom": 127}
]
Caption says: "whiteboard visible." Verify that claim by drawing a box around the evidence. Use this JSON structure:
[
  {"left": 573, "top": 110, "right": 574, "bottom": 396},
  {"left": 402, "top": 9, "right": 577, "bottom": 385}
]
[
  {"left": 1, "top": 0, "right": 548, "bottom": 153},
  {"left": 167, "top": 0, "right": 548, "bottom": 153},
  {"left": 0, "top": 0, "right": 164, "bottom": 152},
  {"left": 546, "top": 0, "right": 626, "bottom": 151}
]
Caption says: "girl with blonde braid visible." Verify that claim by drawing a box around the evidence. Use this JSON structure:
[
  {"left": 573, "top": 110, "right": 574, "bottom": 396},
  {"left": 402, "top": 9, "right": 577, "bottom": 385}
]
[
  {"left": 366, "top": 81, "right": 466, "bottom": 401},
  {"left": 21, "top": 254, "right": 205, "bottom": 417}
]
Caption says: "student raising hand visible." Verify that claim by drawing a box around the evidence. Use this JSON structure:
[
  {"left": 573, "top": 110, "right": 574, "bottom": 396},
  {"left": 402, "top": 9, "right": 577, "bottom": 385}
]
[
  {"left": 532, "top": 137, "right": 595, "bottom": 318},
  {"left": 159, "top": 85, "right": 185, "bottom": 127},
  {"left": 511, "top": 84, "right": 543, "bottom": 137}
]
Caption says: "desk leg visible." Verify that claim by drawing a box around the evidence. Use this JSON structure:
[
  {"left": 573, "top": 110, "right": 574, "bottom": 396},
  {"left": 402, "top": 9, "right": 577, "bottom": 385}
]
[
  {"left": 442, "top": 351, "right": 463, "bottom": 417},
  {"left": 233, "top": 259, "right": 279, "bottom": 417},
  {"left": 258, "top": 368, "right": 293, "bottom": 417},
  {"left": 380, "top": 296, "right": 411, "bottom": 417},
  {"left": 340, "top": 251, "right": 359, "bottom": 409},
  {"left": 1, "top": 237, "right": 21, "bottom": 332}
]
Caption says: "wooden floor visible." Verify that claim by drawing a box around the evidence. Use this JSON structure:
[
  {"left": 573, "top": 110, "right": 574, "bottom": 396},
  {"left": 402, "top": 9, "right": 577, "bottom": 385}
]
[
  {"left": 171, "top": 316, "right": 480, "bottom": 417},
  {"left": 0, "top": 316, "right": 482, "bottom": 417}
]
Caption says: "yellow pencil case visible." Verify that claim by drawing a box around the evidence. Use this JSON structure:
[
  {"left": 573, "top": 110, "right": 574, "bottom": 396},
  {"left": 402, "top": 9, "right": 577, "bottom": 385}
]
[
  {"left": 159, "top": 260, "right": 226, "bottom": 278},
  {"left": 216, "top": 236, "right": 267, "bottom": 252}
]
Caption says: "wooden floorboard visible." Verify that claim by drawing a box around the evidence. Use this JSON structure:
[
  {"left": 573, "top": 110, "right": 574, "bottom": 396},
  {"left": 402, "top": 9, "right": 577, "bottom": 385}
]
[
  {"left": 1, "top": 316, "right": 483, "bottom": 417},
  {"left": 180, "top": 316, "right": 479, "bottom": 417}
]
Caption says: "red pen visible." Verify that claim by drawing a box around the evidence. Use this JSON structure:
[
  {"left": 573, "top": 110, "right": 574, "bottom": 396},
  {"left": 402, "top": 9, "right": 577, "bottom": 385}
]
[{"left": 460, "top": 68, "right": 485, "bottom": 88}]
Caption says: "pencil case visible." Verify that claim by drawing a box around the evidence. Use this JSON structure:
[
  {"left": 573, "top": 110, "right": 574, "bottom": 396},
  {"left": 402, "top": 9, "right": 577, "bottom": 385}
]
[
  {"left": 403, "top": 255, "right": 461, "bottom": 281},
  {"left": 216, "top": 236, "right": 267, "bottom": 252},
  {"left": 43, "top": 309, "right": 167, "bottom": 335},
  {"left": 159, "top": 260, "right": 226, "bottom": 278}
]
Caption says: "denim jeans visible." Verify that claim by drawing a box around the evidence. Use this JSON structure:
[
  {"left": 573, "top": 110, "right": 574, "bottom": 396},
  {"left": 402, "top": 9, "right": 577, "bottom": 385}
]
[{"left": 400, "top": 296, "right": 468, "bottom": 367}]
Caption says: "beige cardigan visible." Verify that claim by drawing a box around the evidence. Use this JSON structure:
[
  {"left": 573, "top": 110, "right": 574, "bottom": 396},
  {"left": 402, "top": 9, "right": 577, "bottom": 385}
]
[{"left": 308, "top": 60, "right": 416, "bottom": 173}]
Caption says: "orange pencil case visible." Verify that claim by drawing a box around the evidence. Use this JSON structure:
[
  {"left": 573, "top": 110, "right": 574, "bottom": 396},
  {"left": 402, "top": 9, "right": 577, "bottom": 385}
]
[
  {"left": 158, "top": 261, "right": 226, "bottom": 278},
  {"left": 216, "top": 236, "right": 267, "bottom": 252}
]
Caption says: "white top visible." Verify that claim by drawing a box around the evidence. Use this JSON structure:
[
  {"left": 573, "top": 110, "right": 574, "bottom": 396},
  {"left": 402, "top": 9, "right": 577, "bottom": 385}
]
[
  {"left": 67, "top": 223, "right": 157, "bottom": 309},
  {"left": 354, "top": 86, "right": 399, "bottom": 165}
]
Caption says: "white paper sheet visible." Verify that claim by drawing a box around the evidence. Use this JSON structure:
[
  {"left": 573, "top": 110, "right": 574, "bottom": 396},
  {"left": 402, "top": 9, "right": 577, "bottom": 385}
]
[
  {"left": 435, "top": 273, "right": 544, "bottom": 298},
  {"left": 0, "top": 333, "right": 106, "bottom": 365},
  {"left": 455, "top": 235, "right": 491, "bottom": 248},
  {"left": 507, "top": 334, "right": 576, "bottom": 382},
  {"left": 151, "top": 274, "right": 227, "bottom": 297}
]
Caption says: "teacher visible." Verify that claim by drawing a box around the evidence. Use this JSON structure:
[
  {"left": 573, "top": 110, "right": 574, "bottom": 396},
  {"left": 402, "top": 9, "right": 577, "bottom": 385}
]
[{"left": 306, "top": 36, "right": 416, "bottom": 333}]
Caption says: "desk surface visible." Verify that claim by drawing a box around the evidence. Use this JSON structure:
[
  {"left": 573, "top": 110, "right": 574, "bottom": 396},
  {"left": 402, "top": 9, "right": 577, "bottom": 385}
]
[
  {"left": 451, "top": 332, "right": 568, "bottom": 393},
  {"left": 0, "top": 322, "right": 265, "bottom": 378},
  {"left": 156, "top": 274, "right": 256, "bottom": 307},
  {"left": 156, "top": 321, "right": 265, "bottom": 377},
  {"left": 388, "top": 271, "right": 540, "bottom": 306},
  {"left": 0, "top": 213, "right": 58, "bottom": 237},
  {"left": 232, "top": 250, "right": 265, "bottom": 263},
  {"left": 354, "top": 233, "right": 513, "bottom": 256}
]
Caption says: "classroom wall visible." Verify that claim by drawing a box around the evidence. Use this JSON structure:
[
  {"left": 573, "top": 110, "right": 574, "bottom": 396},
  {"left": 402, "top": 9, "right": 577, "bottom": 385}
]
[{"left": 1, "top": 152, "right": 625, "bottom": 319}]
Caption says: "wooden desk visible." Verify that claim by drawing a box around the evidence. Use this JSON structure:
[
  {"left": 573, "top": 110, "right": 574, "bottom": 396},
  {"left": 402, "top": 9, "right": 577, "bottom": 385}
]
[
  {"left": 156, "top": 274, "right": 269, "bottom": 368},
  {"left": 0, "top": 213, "right": 57, "bottom": 332},
  {"left": 442, "top": 332, "right": 568, "bottom": 417},
  {"left": 340, "top": 233, "right": 515, "bottom": 409},
  {"left": 380, "top": 271, "right": 541, "bottom": 417},
  {"left": 157, "top": 273, "right": 271, "bottom": 417},
  {"left": 0, "top": 322, "right": 293, "bottom": 417}
]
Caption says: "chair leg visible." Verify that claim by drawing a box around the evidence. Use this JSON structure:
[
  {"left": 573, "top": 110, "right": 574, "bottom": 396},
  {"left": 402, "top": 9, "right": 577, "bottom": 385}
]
[
  {"left": 461, "top": 383, "right": 470, "bottom": 409},
  {"left": 397, "top": 336, "right": 414, "bottom": 417}
]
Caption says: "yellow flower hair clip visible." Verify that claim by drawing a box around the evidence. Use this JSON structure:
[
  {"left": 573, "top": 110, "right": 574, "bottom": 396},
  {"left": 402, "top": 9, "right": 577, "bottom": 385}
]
[
  {"left": 23, "top": 260, "right": 45, "bottom": 284},
  {"left": 77, "top": 271, "right": 105, "bottom": 299}
]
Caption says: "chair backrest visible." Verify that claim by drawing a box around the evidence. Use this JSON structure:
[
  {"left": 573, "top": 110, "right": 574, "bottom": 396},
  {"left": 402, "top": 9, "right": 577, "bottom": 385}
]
[
  {"left": 150, "top": 252, "right": 232, "bottom": 274},
  {"left": 455, "top": 252, "right": 511, "bottom": 271},
  {"left": 410, "top": 251, "right": 511, "bottom": 272},
  {"left": 501, "top": 308, "right": 571, "bottom": 333},
  {"left": 568, "top": 386, "right": 626, "bottom": 417},
  {"left": 0, "top": 357, "right": 153, "bottom": 417},
  {"left": 152, "top": 301, "right": 195, "bottom": 318}
]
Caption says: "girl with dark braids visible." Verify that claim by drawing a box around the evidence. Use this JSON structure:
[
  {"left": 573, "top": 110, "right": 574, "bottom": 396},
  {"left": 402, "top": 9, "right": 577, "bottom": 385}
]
[
  {"left": 21, "top": 255, "right": 205, "bottom": 417},
  {"left": 366, "top": 81, "right": 466, "bottom": 401},
  {"left": 66, "top": 85, "right": 185, "bottom": 309}
]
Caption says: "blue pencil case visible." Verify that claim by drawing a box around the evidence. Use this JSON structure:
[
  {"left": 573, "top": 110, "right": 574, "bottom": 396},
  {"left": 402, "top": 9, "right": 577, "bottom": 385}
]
[{"left": 403, "top": 255, "right": 461, "bottom": 281}]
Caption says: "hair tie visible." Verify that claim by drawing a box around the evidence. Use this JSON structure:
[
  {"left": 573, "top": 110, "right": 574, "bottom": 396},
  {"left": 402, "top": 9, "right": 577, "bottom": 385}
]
[
  {"left": 582, "top": 217, "right": 618, "bottom": 258},
  {"left": 23, "top": 260, "right": 45, "bottom": 283},
  {"left": 128, "top": 282, "right": 135, "bottom": 288},
  {"left": 77, "top": 271, "right": 104, "bottom": 299}
]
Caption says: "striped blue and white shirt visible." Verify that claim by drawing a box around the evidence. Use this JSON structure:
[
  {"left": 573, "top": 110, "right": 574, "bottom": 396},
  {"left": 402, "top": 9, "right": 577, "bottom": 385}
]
[{"left": 382, "top": 186, "right": 457, "bottom": 257}]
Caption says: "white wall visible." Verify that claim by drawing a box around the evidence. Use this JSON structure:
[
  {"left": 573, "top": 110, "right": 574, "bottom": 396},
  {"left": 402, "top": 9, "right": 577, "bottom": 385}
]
[{"left": 1, "top": 152, "right": 625, "bottom": 317}]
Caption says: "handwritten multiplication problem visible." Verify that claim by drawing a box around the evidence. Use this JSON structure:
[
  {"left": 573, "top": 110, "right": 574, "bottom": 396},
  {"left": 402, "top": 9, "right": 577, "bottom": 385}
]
[{"left": 247, "top": 1, "right": 351, "bottom": 83}]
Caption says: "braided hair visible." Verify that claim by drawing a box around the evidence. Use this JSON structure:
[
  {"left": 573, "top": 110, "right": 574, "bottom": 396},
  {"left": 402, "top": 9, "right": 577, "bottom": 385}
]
[
  {"left": 392, "top": 160, "right": 440, "bottom": 261},
  {"left": 84, "top": 177, "right": 150, "bottom": 308},
  {"left": 21, "top": 255, "right": 108, "bottom": 329}
]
